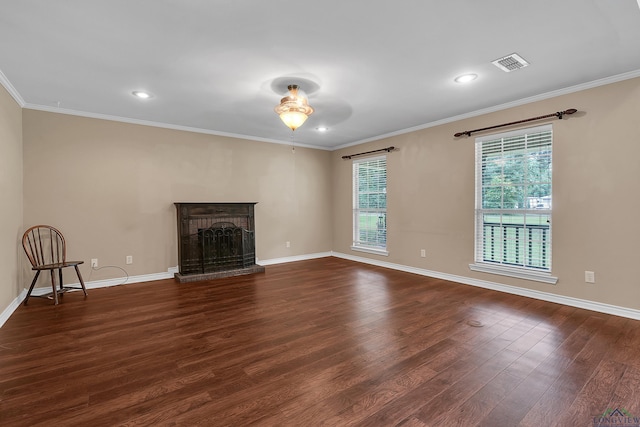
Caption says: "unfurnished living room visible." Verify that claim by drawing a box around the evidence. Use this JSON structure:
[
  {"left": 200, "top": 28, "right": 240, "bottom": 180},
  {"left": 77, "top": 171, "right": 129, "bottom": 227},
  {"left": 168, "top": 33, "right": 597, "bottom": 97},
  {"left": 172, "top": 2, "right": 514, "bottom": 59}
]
[{"left": 2, "top": 1, "right": 640, "bottom": 426}]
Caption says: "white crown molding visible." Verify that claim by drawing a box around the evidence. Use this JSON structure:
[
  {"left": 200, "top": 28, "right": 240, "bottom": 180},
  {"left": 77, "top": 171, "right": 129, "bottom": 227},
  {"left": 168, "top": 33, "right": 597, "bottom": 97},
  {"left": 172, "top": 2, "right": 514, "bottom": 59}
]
[
  {"left": 332, "top": 69, "right": 640, "bottom": 151},
  {"left": 22, "top": 103, "right": 331, "bottom": 151},
  {"left": 10, "top": 68, "right": 640, "bottom": 152},
  {"left": 0, "top": 68, "right": 25, "bottom": 107}
]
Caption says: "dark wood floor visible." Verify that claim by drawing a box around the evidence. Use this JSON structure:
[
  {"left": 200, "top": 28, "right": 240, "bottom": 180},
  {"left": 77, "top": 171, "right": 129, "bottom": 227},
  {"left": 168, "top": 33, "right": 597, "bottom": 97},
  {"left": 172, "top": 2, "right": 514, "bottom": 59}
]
[{"left": 1, "top": 257, "right": 639, "bottom": 426}]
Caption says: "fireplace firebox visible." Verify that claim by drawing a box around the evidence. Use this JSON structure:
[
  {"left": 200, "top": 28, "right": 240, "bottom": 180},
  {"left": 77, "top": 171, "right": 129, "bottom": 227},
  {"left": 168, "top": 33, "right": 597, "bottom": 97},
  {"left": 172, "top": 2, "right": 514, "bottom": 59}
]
[{"left": 174, "top": 203, "right": 265, "bottom": 283}]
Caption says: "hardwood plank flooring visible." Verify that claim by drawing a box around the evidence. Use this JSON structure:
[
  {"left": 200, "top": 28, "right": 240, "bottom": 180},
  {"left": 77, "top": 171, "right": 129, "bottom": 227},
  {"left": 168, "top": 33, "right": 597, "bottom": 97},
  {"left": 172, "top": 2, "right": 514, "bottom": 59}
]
[{"left": 1, "top": 257, "right": 639, "bottom": 426}]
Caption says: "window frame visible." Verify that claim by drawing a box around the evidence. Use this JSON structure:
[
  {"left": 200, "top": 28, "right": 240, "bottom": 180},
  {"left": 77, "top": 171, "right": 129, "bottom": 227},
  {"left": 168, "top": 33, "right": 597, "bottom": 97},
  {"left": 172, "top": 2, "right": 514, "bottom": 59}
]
[
  {"left": 351, "top": 155, "right": 389, "bottom": 256},
  {"left": 469, "top": 124, "right": 558, "bottom": 284}
]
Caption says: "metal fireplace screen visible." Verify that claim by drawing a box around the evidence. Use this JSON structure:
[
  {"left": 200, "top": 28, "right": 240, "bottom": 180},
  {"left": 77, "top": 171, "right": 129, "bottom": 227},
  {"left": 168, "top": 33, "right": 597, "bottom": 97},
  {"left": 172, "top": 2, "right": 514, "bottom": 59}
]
[{"left": 175, "top": 203, "right": 257, "bottom": 275}]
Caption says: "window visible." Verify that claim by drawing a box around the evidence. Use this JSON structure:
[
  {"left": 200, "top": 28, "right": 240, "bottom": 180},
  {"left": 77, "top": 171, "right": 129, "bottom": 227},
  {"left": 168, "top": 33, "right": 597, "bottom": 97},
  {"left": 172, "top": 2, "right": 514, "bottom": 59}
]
[
  {"left": 352, "top": 155, "right": 388, "bottom": 255},
  {"left": 470, "top": 124, "right": 557, "bottom": 284}
]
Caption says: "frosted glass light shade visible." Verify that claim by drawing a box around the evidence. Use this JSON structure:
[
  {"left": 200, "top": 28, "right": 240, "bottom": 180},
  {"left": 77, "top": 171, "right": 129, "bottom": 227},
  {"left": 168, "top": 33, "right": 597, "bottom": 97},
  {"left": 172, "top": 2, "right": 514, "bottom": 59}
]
[
  {"left": 274, "top": 84, "right": 314, "bottom": 131},
  {"left": 279, "top": 110, "right": 309, "bottom": 130}
]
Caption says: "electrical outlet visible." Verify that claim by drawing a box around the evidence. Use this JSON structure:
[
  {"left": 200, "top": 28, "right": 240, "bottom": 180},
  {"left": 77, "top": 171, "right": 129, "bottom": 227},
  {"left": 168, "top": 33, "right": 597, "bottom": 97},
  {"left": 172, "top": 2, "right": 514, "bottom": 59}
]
[
  {"left": 420, "top": 249, "right": 426, "bottom": 258},
  {"left": 126, "top": 255, "right": 133, "bottom": 265},
  {"left": 91, "top": 258, "right": 98, "bottom": 268},
  {"left": 286, "top": 241, "right": 290, "bottom": 248},
  {"left": 585, "top": 271, "right": 595, "bottom": 283}
]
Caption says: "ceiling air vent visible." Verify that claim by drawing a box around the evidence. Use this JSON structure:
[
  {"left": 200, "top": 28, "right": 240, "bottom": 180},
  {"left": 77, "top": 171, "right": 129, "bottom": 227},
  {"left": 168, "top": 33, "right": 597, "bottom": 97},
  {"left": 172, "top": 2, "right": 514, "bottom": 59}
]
[{"left": 492, "top": 53, "right": 529, "bottom": 72}]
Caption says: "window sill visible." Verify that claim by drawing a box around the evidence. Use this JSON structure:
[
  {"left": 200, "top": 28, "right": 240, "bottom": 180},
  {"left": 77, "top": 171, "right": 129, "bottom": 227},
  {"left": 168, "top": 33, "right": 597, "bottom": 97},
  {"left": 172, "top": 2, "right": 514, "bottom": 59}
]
[
  {"left": 351, "top": 245, "right": 389, "bottom": 257},
  {"left": 469, "top": 263, "right": 558, "bottom": 284}
]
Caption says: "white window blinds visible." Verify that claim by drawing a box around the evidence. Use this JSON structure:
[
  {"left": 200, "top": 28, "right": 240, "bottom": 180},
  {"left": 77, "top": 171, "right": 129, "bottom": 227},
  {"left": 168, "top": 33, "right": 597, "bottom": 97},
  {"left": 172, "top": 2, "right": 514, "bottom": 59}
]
[
  {"left": 475, "top": 124, "right": 552, "bottom": 271},
  {"left": 353, "top": 156, "right": 387, "bottom": 251}
]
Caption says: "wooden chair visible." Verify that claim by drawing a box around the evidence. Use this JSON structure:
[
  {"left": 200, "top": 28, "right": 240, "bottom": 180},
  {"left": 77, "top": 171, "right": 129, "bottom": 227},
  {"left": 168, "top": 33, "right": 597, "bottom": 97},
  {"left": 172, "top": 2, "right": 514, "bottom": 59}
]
[{"left": 22, "top": 225, "right": 87, "bottom": 305}]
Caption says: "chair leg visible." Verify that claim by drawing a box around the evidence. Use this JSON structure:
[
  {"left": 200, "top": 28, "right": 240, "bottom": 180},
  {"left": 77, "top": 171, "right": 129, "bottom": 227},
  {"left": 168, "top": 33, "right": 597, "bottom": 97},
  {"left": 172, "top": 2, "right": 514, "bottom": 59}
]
[
  {"left": 50, "top": 270, "right": 59, "bottom": 305},
  {"left": 24, "top": 271, "right": 41, "bottom": 305},
  {"left": 74, "top": 265, "right": 88, "bottom": 296},
  {"left": 59, "top": 268, "right": 64, "bottom": 291}
]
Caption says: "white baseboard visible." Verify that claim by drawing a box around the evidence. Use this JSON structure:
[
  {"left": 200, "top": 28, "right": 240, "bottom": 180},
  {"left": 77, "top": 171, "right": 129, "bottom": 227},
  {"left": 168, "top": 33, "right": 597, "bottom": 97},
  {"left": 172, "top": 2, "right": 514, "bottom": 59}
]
[
  {"left": 0, "top": 266, "right": 179, "bottom": 328},
  {"left": 331, "top": 251, "right": 640, "bottom": 321},
  {"left": 0, "top": 289, "right": 27, "bottom": 328},
  {"left": 4, "top": 253, "right": 640, "bottom": 328},
  {"left": 257, "top": 252, "right": 332, "bottom": 266}
]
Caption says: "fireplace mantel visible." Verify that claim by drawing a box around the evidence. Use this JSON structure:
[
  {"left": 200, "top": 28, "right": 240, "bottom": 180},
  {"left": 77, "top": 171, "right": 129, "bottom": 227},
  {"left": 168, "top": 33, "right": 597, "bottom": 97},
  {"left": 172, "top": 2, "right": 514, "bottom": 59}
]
[{"left": 174, "top": 202, "right": 265, "bottom": 283}]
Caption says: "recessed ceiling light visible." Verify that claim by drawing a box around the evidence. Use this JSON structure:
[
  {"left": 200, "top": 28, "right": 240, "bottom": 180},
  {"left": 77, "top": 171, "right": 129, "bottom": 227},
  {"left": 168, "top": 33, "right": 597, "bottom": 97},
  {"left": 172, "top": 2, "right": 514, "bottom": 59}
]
[
  {"left": 132, "top": 90, "right": 153, "bottom": 99},
  {"left": 316, "top": 127, "right": 329, "bottom": 132},
  {"left": 454, "top": 74, "right": 478, "bottom": 83}
]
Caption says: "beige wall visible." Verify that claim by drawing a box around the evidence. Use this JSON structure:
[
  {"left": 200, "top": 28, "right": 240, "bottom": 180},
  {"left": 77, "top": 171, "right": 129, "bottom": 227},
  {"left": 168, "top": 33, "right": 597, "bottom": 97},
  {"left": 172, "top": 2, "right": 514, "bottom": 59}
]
[
  {"left": 22, "top": 111, "right": 332, "bottom": 284},
  {"left": 0, "top": 85, "right": 23, "bottom": 311},
  {"left": 333, "top": 77, "right": 640, "bottom": 310},
  {"left": 5, "top": 76, "right": 640, "bottom": 316}
]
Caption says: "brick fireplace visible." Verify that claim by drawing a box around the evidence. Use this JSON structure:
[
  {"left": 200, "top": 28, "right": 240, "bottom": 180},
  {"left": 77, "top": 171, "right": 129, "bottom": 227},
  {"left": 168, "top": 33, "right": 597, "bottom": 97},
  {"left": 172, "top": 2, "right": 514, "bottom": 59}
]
[{"left": 174, "top": 202, "right": 265, "bottom": 283}]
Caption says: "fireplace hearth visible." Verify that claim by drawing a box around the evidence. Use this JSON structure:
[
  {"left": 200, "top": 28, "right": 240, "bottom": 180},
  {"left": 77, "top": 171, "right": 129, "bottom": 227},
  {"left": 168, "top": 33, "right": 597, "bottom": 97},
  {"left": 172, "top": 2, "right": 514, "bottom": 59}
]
[{"left": 174, "top": 203, "right": 265, "bottom": 283}]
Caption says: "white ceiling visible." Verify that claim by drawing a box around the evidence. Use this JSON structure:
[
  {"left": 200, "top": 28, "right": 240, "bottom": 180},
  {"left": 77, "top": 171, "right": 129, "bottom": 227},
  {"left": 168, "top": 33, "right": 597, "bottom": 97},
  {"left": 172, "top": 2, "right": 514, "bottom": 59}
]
[{"left": 1, "top": 0, "right": 640, "bottom": 150}]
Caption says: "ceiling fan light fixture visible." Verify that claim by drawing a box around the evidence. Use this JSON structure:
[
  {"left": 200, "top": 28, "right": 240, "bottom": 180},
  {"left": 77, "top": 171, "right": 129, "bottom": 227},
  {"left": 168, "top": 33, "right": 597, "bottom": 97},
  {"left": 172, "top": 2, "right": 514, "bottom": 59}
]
[{"left": 274, "top": 84, "right": 314, "bottom": 131}]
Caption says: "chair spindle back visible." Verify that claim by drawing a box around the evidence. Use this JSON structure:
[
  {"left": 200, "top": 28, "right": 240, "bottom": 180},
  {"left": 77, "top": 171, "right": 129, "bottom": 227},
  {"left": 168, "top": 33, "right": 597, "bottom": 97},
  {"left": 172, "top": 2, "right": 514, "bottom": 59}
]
[{"left": 22, "top": 225, "right": 67, "bottom": 268}]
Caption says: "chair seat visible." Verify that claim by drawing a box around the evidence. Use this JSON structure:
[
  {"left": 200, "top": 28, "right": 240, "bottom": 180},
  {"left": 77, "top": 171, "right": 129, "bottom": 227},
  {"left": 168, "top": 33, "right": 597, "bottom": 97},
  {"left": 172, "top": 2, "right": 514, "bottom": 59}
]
[{"left": 33, "top": 260, "right": 84, "bottom": 271}]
